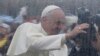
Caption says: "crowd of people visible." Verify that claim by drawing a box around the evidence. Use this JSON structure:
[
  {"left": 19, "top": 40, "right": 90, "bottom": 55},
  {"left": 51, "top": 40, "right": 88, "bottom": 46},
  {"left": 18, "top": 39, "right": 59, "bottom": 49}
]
[{"left": 0, "top": 5, "right": 100, "bottom": 56}]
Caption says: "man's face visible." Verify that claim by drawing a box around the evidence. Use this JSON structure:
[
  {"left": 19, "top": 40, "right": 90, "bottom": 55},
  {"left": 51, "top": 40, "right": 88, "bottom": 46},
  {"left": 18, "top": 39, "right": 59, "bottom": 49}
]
[{"left": 43, "top": 9, "right": 66, "bottom": 35}]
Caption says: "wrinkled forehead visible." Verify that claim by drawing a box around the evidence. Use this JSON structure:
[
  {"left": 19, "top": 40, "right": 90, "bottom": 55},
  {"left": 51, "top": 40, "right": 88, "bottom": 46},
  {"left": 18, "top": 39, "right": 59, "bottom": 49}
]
[{"left": 50, "top": 9, "right": 65, "bottom": 21}]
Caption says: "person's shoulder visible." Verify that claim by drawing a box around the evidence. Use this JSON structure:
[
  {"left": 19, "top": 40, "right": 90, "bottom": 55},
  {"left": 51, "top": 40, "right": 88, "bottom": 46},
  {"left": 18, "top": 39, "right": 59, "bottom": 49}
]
[
  {"left": 17, "top": 22, "right": 40, "bottom": 30},
  {"left": 19, "top": 22, "right": 38, "bottom": 27},
  {"left": 22, "top": 22, "right": 36, "bottom": 26}
]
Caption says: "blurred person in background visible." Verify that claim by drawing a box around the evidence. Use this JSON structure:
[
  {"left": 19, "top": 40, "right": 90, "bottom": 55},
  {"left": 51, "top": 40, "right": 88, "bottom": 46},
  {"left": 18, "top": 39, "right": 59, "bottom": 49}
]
[
  {"left": 15, "top": 6, "right": 39, "bottom": 24},
  {"left": 92, "top": 14, "right": 100, "bottom": 56},
  {"left": 0, "top": 20, "right": 11, "bottom": 56},
  {"left": 14, "top": 6, "right": 28, "bottom": 24},
  {"left": 69, "top": 7, "right": 99, "bottom": 56}
]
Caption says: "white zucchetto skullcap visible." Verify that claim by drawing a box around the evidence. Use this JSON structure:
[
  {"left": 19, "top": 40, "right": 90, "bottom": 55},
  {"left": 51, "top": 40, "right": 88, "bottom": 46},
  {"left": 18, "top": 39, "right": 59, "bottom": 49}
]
[{"left": 41, "top": 5, "right": 61, "bottom": 18}]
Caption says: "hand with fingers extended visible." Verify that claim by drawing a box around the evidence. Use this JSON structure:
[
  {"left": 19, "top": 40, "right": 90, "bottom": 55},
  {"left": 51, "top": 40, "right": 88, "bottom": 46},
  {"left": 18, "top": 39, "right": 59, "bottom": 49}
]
[{"left": 65, "top": 23, "right": 89, "bottom": 40}]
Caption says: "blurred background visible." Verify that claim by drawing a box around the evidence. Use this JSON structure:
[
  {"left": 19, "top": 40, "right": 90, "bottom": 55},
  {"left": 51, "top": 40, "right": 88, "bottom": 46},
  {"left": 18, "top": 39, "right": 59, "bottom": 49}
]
[
  {"left": 0, "top": 0, "right": 100, "bottom": 56},
  {"left": 0, "top": 0, "right": 100, "bottom": 17}
]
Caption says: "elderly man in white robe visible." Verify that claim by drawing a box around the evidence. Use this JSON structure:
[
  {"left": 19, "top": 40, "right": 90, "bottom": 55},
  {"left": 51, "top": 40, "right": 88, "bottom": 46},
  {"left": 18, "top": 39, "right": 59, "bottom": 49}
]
[{"left": 7, "top": 5, "right": 89, "bottom": 56}]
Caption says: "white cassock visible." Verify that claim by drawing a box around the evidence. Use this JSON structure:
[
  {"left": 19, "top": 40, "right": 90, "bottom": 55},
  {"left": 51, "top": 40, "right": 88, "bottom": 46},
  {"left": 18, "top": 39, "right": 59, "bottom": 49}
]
[{"left": 7, "top": 22, "right": 68, "bottom": 56}]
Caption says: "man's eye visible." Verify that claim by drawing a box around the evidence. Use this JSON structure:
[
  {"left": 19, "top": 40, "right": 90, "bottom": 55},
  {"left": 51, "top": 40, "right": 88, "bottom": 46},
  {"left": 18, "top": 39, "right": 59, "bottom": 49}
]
[{"left": 56, "top": 20, "right": 66, "bottom": 25}]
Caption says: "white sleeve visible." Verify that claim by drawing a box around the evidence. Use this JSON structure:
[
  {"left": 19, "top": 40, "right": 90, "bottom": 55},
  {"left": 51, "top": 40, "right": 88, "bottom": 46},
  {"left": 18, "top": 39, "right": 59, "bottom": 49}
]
[
  {"left": 27, "top": 33, "right": 66, "bottom": 51},
  {"left": 25, "top": 24, "right": 66, "bottom": 51},
  {"left": 7, "top": 23, "right": 67, "bottom": 56}
]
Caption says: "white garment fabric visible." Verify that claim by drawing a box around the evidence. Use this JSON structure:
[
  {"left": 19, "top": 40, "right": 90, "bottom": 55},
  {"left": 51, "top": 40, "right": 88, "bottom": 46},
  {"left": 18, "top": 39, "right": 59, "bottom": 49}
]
[{"left": 7, "top": 22, "right": 68, "bottom": 56}]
